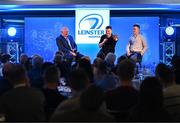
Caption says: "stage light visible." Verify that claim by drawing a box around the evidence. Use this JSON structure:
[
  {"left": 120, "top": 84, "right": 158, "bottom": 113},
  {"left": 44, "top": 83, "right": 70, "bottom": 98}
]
[
  {"left": 8, "top": 27, "right": 16, "bottom": 36},
  {"left": 165, "top": 26, "right": 174, "bottom": 36}
]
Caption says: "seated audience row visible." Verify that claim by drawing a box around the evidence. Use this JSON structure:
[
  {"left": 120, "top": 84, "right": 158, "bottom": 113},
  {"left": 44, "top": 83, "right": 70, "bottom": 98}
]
[{"left": 0, "top": 52, "right": 179, "bottom": 122}]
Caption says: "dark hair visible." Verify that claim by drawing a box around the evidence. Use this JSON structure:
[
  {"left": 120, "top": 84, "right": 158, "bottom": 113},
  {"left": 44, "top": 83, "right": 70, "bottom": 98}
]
[
  {"left": 80, "top": 84, "right": 104, "bottom": 111},
  {"left": 2, "top": 62, "right": 14, "bottom": 78},
  {"left": 24, "top": 57, "right": 33, "bottom": 71},
  {"left": 78, "top": 58, "right": 94, "bottom": 82},
  {"left": 54, "top": 54, "right": 63, "bottom": 64},
  {"left": 96, "top": 61, "right": 108, "bottom": 75},
  {"left": 106, "top": 26, "right": 112, "bottom": 30},
  {"left": 20, "top": 54, "right": 28, "bottom": 64},
  {"left": 0, "top": 54, "right": 11, "bottom": 63},
  {"left": 140, "top": 77, "right": 163, "bottom": 108},
  {"left": 133, "top": 24, "right": 140, "bottom": 29},
  {"left": 55, "top": 51, "right": 64, "bottom": 56},
  {"left": 117, "top": 59, "right": 135, "bottom": 81},
  {"left": 68, "top": 69, "right": 89, "bottom": 91},
  {"left": 44, "top": 65, "right": 60, "bottom": 84},
  {"left": 155, "top": 63, "right": 174, "bottom": 85},
  {"left": 93, "top": 57, "right": 103, "bottom": 68},
  {"left": 8, "top": 64, "right": 27, "bottom": 85},
  {"left": 117, "top": 55, "right": 127, "bottom": 65},
  {"left": 41, "top": 62, "right": 54, "bottom": 75}
]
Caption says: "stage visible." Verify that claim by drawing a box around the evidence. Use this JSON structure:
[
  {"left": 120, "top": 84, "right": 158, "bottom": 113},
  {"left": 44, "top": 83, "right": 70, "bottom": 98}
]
[{"left": 0, "top": 3, "right": 179, "bottom": 67}]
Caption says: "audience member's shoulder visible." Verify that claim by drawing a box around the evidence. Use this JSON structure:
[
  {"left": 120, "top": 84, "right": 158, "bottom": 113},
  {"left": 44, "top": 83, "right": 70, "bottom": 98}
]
[
  {"left": 164, "top": 84, "right": 180, "bottom": 96},
  {"left": 30, "top": 87, "right": 44, "bottom": 94},
  {"left": 105, "top": 86, "right": 138, "bottom": 96},
  {"left": 105, "top": 87, "right": 119, "bottom": 96}
]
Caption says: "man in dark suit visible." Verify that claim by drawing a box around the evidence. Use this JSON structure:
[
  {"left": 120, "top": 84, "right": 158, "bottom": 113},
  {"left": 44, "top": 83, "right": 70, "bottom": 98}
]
[{"left": 56, "top": 27, "right": 83, "bottom": 62}]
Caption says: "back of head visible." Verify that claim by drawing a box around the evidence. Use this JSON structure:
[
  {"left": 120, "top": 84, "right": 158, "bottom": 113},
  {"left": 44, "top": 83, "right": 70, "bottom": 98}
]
[
  {"left": 78, "top": 58, "right": 93, "bottom": 82},
  {"left": 105, "top": 53, "right": 116, "bottom": 65},
  {"left": 81, "top": 56, "right": 91, "bottom": 63},
  {"left": 93, "top": 57, "right": 103, "bottom": 68},
  {"left": 140, "top": 77, "right": 163, "bottom": 108},
  {"left": 43, "top": 65, "right": 60, "bottom": 84},
  {"left": 32, "top": 55, "right": 44, "bottom": 68},
  {"left": 78, "top": 57, "right": 92, "bottom": 69},
  {"left": 55, "top": 51, "right": 64, "bottom": 56},
  {"left": 0, "top": 54, "right": 11, "bottom": 64},
  {"left": 80, "top": 84, "right": 104, "bottom": 112},
  {"left": 53, "top": 54, "right": 63, "bottom": 65},
  {"left": 96, "top": 61, "right": 108, "bottom": 75},
  {"left": 69, "top": 69, "right": 89, "bottom": 91},
  {"left": 2, "top": 62, "right": 14, "bottom": 79},
  {"left": 117, "top": 59, "right": 135, "bottom": 81},
  {"left": 41, "top": 62, "right": 54, "bottom": 75},
  {"left": 20, "top": 53, "right": 28, "bottom": 64},
  {"left": 155, "top": 63, "right": 174, "bottom": 86},
  {"left": 8, "top": 64, "right": 28, "bottom": 86},
  {"left": 117, "top": 55, "right": 127, "bottom": 65}
]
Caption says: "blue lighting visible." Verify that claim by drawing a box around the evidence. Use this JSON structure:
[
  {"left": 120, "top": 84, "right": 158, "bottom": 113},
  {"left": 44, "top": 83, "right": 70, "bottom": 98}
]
[
  {"left": 165, "top": 26, "right": 174, "bottom": 36},
  {"left": 11, "top": 7, "right": 171, "bottom": 11},
  {"left": 8, "top": 27, "right": 16, "bottom": 37}
]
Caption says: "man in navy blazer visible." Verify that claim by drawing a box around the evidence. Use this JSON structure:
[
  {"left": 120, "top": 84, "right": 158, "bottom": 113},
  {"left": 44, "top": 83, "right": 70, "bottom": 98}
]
[{"left": 56, "top": 27, "right": 83, "bottom": 62}]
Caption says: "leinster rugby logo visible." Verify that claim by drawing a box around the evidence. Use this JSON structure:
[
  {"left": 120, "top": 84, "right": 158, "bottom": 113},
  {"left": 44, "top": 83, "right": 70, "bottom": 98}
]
[{"left": 79, "top": 14, "right": 103, "bottom": 29}]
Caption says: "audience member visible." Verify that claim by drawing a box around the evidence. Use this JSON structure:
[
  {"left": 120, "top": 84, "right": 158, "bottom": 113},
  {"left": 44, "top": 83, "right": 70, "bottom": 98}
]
[
  {"left": 42, "top": 65, "right": 66, "bottom": 120},
  {"left": 28, "top": 55, "right": 44, "bottom": 88},
  {"left": 51, "top": 85, "right": 114, "bottom": 122},
  {"left": 94, "top": 60, "right": 118, "bottom": 91},
  {"left": 113, "top": 55, "right": 127, "bottom": 75},
  {"left": 156, "top": 63, "right": 180, "bottom": 121},
  {"left": 0, "top": 51, "right": 177, "bottom": 122},
  {"left": 0, "top": 64, "right": 45, "bottom": 122},
  {"left": 116, "top": 55, "right": 127, "bottom": 65},
  {"left": 77, "top": 57, "right": 94, "bottom": 83},
  {"left": 129, "top": 77, "right": 171, "bottom": 121},
  {"left": 105, "top": 59, "right": 138, "bottom": 121},
  {"left": 0, "top": 63, "right": 13, "bottom": 96},
  {"left": 104, "top": 52, "right": 116, "bottom": 71},
  {"left": 19, "top": 53, "right": 28, "bottom": 65},
  {"left": 0, "top": 54, "right": 11, "bottom": 64},
  {"left": 41, "top": 62, "right": 54, "bottom": 74},
  {"left": 24, "top": 57, "right": 33, "bottom": 71},
  {"left": 51, "top": 69, "right": 90, "bottom": 119},
  {"left": 53, "top": 54, "right": 71, "bottom": 79}
]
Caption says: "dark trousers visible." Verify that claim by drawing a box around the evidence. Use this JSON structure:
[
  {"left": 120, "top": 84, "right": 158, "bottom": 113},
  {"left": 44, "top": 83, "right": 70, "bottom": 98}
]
[
  {"left": 126, "top": 52, "right": 142, "bottom": 68},
  {"left": 64, "top": 52, "right": 84, "bottom": 63},
  {"left": 97, "top": 50, "right": 113, "bottom": 60}
]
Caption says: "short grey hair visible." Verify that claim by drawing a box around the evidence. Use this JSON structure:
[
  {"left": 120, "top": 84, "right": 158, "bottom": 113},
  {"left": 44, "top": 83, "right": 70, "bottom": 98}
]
[
  {"left": 105, "top": 53, "right": 116, "bottom": 65},
  {"left": 60, "top": 26, "right": 69, "bottom": 32}
]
